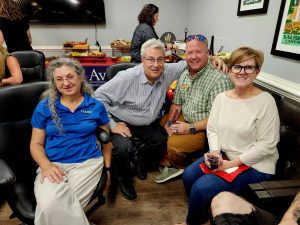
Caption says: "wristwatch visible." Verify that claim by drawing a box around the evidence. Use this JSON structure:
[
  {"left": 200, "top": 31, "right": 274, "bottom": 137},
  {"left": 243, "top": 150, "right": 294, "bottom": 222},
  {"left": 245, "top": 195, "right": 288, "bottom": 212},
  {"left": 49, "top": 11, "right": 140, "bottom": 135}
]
[{"left": 189, "top": 123, "right": 197, "bottom": 134}]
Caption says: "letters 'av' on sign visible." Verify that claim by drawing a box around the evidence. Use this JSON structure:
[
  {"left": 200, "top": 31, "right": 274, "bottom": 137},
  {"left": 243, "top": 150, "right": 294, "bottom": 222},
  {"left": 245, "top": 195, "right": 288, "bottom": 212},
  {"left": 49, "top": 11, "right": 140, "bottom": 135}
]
[{"left": 83, "top": 66, "right": 108, "bottom": 90}]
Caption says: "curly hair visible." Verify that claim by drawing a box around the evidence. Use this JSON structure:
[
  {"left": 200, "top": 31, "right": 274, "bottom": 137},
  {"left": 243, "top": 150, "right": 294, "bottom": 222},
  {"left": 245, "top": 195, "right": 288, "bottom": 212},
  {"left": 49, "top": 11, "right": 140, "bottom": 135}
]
[
  {"left": 138, "top": 4, "right": 159, "bottom": 26},
  {"left": 227, "top": 46, "right": 264, "bottom": 70},
  {"left": 0, "top": 46, "right": 9, "bottom": 79},
  {"left": 41, "top": 58, "right": 94, "bottom": 133},
  {"left": 0, "top": 0, "right": 23, "bottom": 20}
]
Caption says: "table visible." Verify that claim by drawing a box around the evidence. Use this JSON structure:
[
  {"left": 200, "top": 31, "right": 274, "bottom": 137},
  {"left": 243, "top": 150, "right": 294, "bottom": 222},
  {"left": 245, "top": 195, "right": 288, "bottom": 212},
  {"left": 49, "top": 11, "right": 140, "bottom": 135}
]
[{"left": 111, "top": 46, "right": 130, "bottom": 57}]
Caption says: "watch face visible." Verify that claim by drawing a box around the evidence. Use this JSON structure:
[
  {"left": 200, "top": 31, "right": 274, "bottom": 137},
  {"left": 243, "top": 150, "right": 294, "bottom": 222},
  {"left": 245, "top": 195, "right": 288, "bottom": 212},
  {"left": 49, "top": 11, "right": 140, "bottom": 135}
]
[{"left": 190, "top": 127, "right": 196, "bottom": 134}]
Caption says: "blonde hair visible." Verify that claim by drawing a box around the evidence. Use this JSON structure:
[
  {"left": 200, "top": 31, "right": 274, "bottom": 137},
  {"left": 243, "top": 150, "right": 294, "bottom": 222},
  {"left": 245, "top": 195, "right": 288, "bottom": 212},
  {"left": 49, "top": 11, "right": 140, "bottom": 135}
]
[
  {"left": 0, "top": 46, "right": 9, "bottom": 79},
  {"left": 228, "top": 46, "right": 264, "bottom": 70},
  {"left": 0, "top": 0, "right": 23, "bottom": 20},
  {"left": 41, "top": 58, "right": 94, "bottom": 133}
]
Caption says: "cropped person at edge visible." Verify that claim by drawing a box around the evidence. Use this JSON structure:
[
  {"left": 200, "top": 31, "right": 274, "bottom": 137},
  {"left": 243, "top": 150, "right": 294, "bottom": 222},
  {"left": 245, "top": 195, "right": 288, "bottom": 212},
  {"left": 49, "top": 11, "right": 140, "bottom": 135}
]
[
  {"left": 0, "top": 46, "right": 23, "bottom": 86},
  {"left": 30, "top": 58, "right": 112, "bottom": 225},
  {"left": 94, "top": 38, "right": 226, "bottom": 201},
  {"left": 155, "top": 34, "right": 233, "bottom": 184},
  {"left": 210, "top": 190, "right": 300, "bottom": 225},
  {"left": 0, "top": 0, "right": 33, "bottom": 53},
  {"left": 175, "top": 46, "right": 280, "bottom": 225}
]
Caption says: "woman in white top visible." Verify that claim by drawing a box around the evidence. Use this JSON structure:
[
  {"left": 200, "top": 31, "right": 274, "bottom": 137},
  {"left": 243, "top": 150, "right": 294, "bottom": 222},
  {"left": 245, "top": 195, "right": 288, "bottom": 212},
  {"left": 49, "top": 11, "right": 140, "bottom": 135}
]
[{"left": 176, "top": 47, "right": 280, "bottom": 225}]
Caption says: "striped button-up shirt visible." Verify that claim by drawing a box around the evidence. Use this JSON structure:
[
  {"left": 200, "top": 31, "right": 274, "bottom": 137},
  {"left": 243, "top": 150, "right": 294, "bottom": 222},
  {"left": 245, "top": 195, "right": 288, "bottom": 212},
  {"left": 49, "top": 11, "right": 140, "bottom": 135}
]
[
  {"left": 94, "top": 60, "right": 187, "bottom": 128},
  {"left": 173, "top": 61, "right": 233, "bottom": 123}
]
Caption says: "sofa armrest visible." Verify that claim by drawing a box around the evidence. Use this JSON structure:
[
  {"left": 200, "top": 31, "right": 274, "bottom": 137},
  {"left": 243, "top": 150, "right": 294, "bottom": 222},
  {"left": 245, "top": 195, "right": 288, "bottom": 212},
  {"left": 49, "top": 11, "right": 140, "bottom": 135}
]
[
  {"left": 0, "top": 159, "right": 16, "bottom": 185},
  {"left": 96, "top": 127, "right": 111, "bottom": 144},
  {"left": 249, "top": 180, "right": 300, "bottom": 199}
]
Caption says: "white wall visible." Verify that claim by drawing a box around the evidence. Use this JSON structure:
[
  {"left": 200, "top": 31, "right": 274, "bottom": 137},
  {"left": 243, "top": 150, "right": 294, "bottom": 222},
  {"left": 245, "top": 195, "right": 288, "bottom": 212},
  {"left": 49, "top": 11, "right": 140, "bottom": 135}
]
[
  {"left": 30, "top": 0, "right": 188, "bottom": 47},
  {"left": 29, "top": 0, "right": 300, "bottom": 85},
  {"left": 186, "top": 0, "right": 300, "bottom": 84}
]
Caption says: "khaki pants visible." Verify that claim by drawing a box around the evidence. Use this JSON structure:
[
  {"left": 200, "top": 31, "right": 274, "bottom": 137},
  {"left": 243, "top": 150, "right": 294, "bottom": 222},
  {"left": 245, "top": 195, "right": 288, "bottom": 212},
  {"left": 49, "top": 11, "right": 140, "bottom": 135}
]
[
  {"left": 160, "top": 113, "right": 206, "bottom": 168},
  {"left": 34, "top": 157, "right": 103, "bottom": 225}
]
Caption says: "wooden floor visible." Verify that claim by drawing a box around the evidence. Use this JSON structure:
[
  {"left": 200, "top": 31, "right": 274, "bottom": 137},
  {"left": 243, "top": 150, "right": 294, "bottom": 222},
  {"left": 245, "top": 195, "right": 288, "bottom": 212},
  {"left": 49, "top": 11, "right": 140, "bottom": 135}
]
[{"left": 0, "top": 171, "right": 188, "bottom": 225}]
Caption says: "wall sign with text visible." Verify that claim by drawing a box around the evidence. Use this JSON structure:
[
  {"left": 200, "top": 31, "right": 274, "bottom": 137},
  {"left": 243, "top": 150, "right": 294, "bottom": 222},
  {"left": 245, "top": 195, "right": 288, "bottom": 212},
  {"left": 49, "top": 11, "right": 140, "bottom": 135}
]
[
  {"left": 83, "top": 66, "right": 109, "bottom": 90},
  {"left": 271, "top": 0, "right": 300, "bottom": 61}
]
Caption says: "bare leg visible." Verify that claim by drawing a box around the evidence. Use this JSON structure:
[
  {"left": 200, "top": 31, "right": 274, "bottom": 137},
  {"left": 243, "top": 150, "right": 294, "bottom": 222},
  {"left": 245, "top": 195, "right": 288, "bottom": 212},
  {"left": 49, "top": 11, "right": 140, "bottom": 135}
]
[{"left": 211, "top": 192, "right": 253, "bottom": 217}]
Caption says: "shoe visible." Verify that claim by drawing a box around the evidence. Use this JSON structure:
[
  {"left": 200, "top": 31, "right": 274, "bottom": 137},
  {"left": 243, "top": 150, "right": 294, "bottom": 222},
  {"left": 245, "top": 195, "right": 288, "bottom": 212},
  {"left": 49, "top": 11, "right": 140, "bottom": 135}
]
[
  {"left": 158, "top": 165, "right": 164, "bottom": 172},
  {"left": 155, "top": 166, "right": 184, "bottom": 184},
  {"left": 119, "top": 179, "right": 137, "bottom": 200},
  {"left": 135, "top": 160, "right": 147, "bottom": 180}
]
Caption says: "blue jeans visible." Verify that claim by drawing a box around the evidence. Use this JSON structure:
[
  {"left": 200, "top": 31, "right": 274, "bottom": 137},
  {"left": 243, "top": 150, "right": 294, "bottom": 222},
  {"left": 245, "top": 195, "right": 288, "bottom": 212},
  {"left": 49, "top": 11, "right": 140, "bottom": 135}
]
[{"left": 183, "top": 157, "right": 272, "bottom": 225}]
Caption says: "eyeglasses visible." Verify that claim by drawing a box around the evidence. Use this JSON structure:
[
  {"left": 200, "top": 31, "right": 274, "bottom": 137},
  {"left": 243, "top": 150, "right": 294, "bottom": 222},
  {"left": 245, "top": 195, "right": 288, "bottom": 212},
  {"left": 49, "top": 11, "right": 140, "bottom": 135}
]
[
  {"left": 144, "top": 57, "right": 164, "bottom": 65},
  {"left": 54, "top": 75, "right": 77, "bottom": 84},
  {"left": 230, "top": 65, "right": 257, "bottom": 74},
  {"left": 186, "top": 34, "right": 207, "bottom": 42}
]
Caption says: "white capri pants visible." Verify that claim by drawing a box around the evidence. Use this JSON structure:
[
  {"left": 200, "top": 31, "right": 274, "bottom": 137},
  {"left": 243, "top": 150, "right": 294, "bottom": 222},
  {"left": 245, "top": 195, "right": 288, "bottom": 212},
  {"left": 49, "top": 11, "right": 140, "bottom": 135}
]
[{"left": 34, "top": 157, "right": 103, "bottom": 225}]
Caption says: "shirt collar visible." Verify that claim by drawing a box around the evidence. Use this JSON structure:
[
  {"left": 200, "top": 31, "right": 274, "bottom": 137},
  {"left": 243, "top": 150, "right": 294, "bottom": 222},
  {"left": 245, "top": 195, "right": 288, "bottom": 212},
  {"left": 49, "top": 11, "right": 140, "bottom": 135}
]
[
  {"left": 139, "top": 64, "right": 164, "bottom": 85},
  {"left": 55, "top": 93, "right": 93, "bottom": 111},
  {"left": 188, "top": 60, "right": 211, "bottom": 80}
]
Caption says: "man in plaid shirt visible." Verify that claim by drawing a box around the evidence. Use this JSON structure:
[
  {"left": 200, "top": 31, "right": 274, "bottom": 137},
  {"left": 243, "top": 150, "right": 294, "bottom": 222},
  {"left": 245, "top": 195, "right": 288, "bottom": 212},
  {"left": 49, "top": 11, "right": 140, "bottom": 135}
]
[{"left": 156, "top": 34, "right": 233, "bottom": 183}]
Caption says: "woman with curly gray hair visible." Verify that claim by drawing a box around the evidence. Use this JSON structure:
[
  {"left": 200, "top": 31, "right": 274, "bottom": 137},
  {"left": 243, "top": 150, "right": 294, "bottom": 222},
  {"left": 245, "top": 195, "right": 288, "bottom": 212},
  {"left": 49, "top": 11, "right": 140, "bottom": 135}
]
[
  {"left": 0, "top": 0, "right": 32, "bottom": 52},
  {"left": 30, "top": 58, "right": 112, "bottom": 225}
]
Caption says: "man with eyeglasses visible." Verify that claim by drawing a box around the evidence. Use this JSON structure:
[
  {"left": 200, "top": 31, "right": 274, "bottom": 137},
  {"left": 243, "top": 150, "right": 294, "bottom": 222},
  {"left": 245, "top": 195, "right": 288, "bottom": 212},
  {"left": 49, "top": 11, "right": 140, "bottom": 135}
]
[
  {"left": 155, "top": 34, "right": 233, "bottom": 184},
  {"left": 94, "top": 38, "right": 225, "bottom": 200}
]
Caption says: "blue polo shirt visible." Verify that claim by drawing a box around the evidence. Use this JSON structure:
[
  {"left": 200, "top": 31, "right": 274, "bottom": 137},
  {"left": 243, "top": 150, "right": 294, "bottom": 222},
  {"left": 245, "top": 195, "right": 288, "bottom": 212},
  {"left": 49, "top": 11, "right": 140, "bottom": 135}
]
[{"left": 31, "top": 94, "right": 109, "bottom": 163}]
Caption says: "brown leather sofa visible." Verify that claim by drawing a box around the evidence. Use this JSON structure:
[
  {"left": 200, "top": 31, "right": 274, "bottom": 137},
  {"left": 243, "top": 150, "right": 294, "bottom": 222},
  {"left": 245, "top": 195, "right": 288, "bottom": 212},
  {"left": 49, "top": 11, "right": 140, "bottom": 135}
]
[
  {"left": 275, "top": 95, "right": 300, "bottom": 180},
  {"left": 247, "top": 84, "right": 300, "bottom": 216}
]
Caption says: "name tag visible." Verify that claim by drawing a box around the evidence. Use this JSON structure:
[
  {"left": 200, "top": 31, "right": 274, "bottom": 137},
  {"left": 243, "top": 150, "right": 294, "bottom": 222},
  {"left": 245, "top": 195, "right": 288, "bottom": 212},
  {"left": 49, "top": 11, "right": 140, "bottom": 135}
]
[{"left": 181, "top": 83, "right": 189, "bottom": 89}]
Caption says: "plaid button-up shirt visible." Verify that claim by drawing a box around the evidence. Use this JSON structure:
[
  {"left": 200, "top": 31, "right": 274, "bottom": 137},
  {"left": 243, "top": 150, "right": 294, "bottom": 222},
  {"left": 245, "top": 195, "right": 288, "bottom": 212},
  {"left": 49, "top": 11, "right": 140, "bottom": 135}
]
[{"left": 173, "top": 61, "right": 233, "bottom": 123}]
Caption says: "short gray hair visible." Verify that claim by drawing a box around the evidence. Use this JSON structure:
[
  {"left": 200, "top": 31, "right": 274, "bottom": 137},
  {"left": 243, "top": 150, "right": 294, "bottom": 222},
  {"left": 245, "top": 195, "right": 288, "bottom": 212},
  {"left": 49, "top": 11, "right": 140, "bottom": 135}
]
[{"left": 141, "top": 38, "right": 165, "bottom": 58}]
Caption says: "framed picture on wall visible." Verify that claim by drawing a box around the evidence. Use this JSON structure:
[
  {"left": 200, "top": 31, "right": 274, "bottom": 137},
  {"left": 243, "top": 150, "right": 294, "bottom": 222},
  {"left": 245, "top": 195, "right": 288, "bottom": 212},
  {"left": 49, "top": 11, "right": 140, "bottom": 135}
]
[
  {"left": 271, "top": 0, "right": 300, "bottom": 61},
  {"left": 237, "top": 0, "right": 269, "bottom": 16}
]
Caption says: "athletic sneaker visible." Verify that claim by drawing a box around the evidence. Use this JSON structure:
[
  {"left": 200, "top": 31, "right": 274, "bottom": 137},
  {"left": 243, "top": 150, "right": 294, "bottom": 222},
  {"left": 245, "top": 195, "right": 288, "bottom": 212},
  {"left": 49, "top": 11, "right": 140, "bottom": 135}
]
[
  {"left": 158, "top": 165, "right": 164, "bottom": 172},
  {"left": 155, "top": 166, "right": 184, "bottom": 183}
]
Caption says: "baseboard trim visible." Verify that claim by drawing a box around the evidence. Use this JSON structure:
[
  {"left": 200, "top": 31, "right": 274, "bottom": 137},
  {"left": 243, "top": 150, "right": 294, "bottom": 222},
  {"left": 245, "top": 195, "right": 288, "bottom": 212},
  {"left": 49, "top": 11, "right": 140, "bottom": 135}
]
[{"left": 255, "top": 72, "right": 300, "bottom": 102}]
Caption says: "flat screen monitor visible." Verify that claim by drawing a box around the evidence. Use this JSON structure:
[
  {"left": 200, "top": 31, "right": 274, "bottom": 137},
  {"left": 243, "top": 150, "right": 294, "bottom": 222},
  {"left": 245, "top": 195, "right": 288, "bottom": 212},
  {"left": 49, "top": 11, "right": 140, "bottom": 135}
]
[{"left": 18, "top": 0, "right": 106, "bottom": 24}]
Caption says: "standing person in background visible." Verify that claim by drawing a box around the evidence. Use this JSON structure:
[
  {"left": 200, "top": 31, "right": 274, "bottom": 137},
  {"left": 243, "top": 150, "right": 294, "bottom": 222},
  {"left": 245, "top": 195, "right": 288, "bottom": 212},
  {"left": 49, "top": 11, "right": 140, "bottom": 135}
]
[
  {"left": 0, "top": 46, "right": 23, "bottom": 86},
  {"left": 130, "top": 4, "right": 174, "bottom": 63},
  {"left": 0, "top": 0, "right": 33, "bottom": 53}
]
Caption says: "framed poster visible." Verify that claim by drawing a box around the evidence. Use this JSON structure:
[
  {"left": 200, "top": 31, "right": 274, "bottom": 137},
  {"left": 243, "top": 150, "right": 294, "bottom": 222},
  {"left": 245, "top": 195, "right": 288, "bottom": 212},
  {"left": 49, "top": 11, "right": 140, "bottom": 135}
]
[
  {"left": 271, "top": 0, "right": 300, "bottom": 61},
  {"left": 237, "top": 0, "right": 269, "bottom": 16}
]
